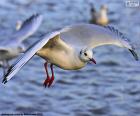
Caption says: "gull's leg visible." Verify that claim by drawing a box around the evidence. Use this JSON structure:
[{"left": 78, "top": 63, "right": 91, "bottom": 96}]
[
  {"left": 43, "top": 62, "right": 51, "bottom": 88},
  {"left": 48, "top": 64, "right": 54, "bottom": 87}
]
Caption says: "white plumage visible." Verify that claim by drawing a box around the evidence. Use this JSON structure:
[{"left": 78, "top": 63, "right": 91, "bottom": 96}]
[
  {"left": 2, "top": 24, "right": 138, "bottom": 86},
  {"left": 0, "top": 14, "right": 43, "bottom": 75}
]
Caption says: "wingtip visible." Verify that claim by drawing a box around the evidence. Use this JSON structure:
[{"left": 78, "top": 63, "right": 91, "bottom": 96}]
[
  {"left": 31, "top": 13, "right": 42, "bottom": 19},
  {"left": 129, "top": 49, "right": 139, "bottom": 61},
  {"left": 2, "top": 66, "right": 13, "bottom": 84},
  {"left": 20, "top": 13, "right": 43, "bottom": 29},
  {"left": 2, "top": 77, "right": 8, "bottom": 84}
]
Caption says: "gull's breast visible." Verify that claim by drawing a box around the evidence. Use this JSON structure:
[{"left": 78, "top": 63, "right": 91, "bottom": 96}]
[
  {"left": 37, "top": 48, "right": 85, "bottom": 70},
  {"left": 36, "top": 34, "right": 86, "bottom": 70}
]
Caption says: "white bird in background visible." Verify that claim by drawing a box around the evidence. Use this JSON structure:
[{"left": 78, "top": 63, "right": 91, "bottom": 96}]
[
  {"left": 2, "top": 24, "right": 138, "bottom": 88},
  {"left": 90, "top": 4, "right": 109, "bottom": 26},
  {"left": 0, "top": 13, "right": 43, "bottom": 75}
]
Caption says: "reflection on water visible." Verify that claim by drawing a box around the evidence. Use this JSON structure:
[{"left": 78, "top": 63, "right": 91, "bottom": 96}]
[{"left": 0, "top": 0, "right": 140, "bottom": 116}]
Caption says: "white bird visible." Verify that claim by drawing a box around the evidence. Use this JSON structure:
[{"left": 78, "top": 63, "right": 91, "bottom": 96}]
[
  {"left": 0, "top": 14, "right": 43, "bottom": 75},
  {"left": 2, "top": 24, "right": 138, "bottom": 87},
  {"left": 90, "top": 5, "right": 109, "bottom": 26}
]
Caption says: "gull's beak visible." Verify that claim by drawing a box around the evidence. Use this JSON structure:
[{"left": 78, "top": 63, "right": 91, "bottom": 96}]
[{"left": 90, "top": 58, "right": 96, "bottom": 64}]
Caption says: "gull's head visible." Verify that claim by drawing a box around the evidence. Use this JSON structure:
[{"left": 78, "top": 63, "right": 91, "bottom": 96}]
[
  {"left": 79, "top": 48, "right": 96, "bottom": 64},
  {"left": 100, "top": 5, "right": 108, "bottom": 11},
  {"left": 16, "top": 20, "right": 22, "bottom": 30}
]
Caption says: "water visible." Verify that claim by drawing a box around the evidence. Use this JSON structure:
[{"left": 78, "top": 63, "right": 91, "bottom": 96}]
[{"left": 0, "top": 0, "right": 140, "bottom": 116}]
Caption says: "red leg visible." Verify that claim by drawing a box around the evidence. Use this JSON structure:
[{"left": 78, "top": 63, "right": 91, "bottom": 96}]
[
  {"left": 48, "top": 64, "right": 54, "bottom": 87},
  {"left": 43, "top": 62, "right": 50, "bottom": 88}
]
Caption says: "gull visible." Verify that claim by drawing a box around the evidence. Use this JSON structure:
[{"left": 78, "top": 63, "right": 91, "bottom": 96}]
[
  {"left": 2, "top": 24, "right": 138, "bottom": 87},
  {"left": 90, "top": 5, "right": 109, "bottom": 26},
  {"left": 0, "top": 19, "right": 21, "bottom": 74},
  {"left": 0, "top": 13, "right": 43, "bottom": 75}
]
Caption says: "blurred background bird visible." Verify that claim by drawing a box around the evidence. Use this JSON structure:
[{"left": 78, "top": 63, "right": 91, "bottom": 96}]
[
  {"left": 0, "top": 14, "right": 43, "bottom": 75},
  {"left": 89, "top": 4, "right": 109, "bottom": 26}
]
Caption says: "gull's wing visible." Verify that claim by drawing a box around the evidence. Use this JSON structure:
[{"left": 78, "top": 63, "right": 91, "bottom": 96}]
[
  {"left": 0, "top": 14, "right": 43, "bottom": 47},
  {"left": 12, "top": 13, "right": 43, "bottom": 42},
  {"left": 60, "top": 24, "right": 138, "bottom": 60},
  {"left": 2, "top": 31, "right": 60, "bottom": 84}
]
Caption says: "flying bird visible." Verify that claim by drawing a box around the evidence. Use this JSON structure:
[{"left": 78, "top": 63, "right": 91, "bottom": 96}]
[
  {"left": 2, "top": 24, "right": 138, "bottom": 87},
  {"left": 0, "top": 13, "right": 43, "bottom": 75}
]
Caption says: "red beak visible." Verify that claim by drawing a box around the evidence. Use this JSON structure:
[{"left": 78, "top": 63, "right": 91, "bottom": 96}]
[{"left": 90, "top": 58, "right": 96, "bottom": 64}]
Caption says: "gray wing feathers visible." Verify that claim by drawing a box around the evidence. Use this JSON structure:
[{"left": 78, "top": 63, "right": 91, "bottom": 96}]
[
  {"left": 104, "top": 25, "right": 132, "bottom": 48},
  {"left": 2, "top": 31, "right": 60, "bottom": 83},
  {"left": 62, "top": 24, "right": 138, "bottom": 60},
  {"left": 13, "top": 14, "right": 43, "bottom": 42},
  {"left": 61, "top": 24, "right": 129, "bottom": 48},
  {"left": 104, "top": 25, "right": 138, "bottom": 60}
]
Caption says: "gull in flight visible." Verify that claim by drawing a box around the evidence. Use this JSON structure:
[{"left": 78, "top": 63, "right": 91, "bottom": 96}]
[
  {"left": 0, "top": 13, "right": 43, "bottom": 75},
  {"left": 2, "top": 24, "right": 138, "bottom": 87},
  {"left": 90, "top": 4, "right": 109, "bottom": 26}
]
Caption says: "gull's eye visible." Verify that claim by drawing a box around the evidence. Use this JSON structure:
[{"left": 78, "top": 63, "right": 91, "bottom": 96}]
[{"left": 84, "top": 53, "right": 87, "bottom": 56}]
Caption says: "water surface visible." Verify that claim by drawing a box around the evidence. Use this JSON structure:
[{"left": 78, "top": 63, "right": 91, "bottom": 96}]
[{"left": 0, "top": 0, "right": 140, "bottom": 116}]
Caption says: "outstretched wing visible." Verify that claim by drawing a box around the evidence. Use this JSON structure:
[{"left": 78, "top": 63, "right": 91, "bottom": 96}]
[
  {"left": 12, "top": 13, "right": 43, "bottom": 42},
  {"left": 60, "top": 24, "right": 138, "bottom": 60},
  {"left": 104, "top": 25, "right": 138, "bottom": 60},
  {"left": 2, "top": 31, "right": 60, "bottom": 84}
]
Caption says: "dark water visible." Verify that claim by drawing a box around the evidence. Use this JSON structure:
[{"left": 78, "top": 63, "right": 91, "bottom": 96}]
[{"left": 0, "top": 0, "right": 140, "bottom": 116}]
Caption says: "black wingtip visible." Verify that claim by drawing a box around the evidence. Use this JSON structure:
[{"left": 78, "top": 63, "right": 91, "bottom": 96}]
[
  {"left": 20, "top": 13, "right": 40, "bottom": 29},
  {"left": 2, "top": 77, "right": 7, "bottom": 84},
  {"left": 2, "top": 65, "right": 13, "bottom": 84},
  {"left": 129, "top": 49, "right": 139, "bottom": 61}
]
